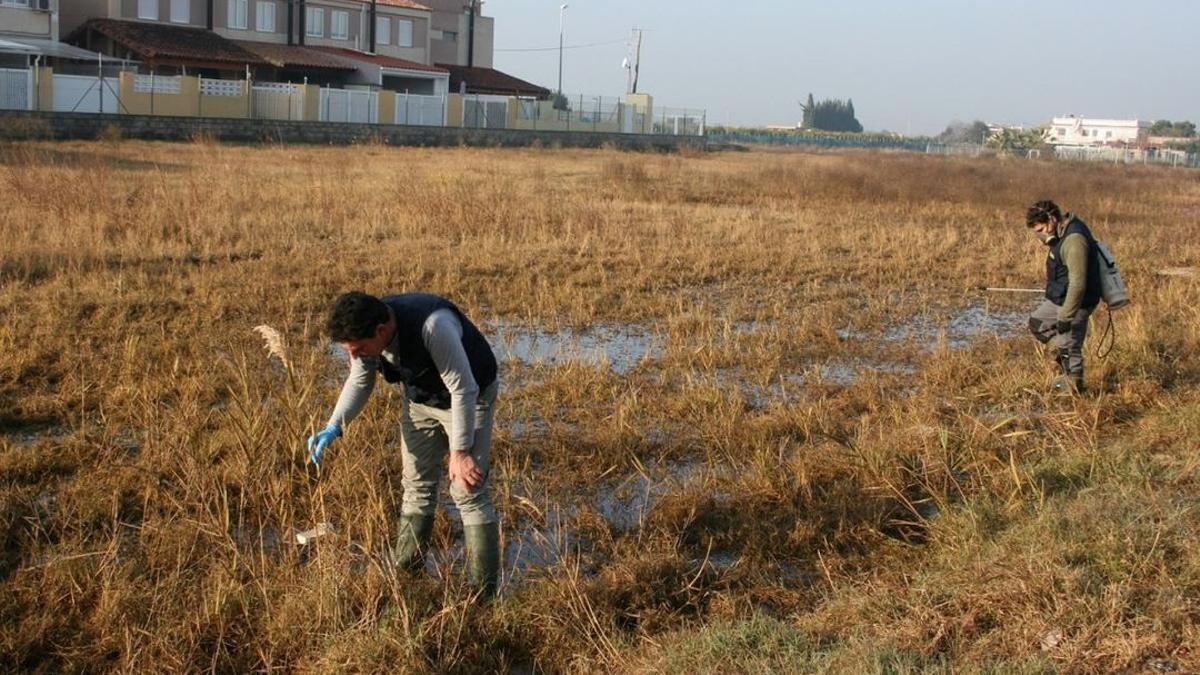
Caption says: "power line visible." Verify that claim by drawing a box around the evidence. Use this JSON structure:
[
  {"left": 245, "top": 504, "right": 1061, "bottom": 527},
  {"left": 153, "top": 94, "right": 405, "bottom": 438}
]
[{"left": 495, "top": 38, "right": 627, "bottom": 53}]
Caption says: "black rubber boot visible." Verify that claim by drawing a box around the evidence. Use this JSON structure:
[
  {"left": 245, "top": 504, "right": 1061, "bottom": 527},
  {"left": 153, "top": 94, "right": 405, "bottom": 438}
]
[
  {"left": 391, "top": 513, "right": 434, "bottom": 573},
  {"left": 464, "top": 522, "right": 500, "bottom": 600}
]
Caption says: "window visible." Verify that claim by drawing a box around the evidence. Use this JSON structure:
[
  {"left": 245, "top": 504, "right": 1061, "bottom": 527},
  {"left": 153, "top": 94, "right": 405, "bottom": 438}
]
[
  {"left": 138, "top": 0, "right": 158, "bottom": 20},
  {"left": 1106, "top": 130, "right": 1113, "bottom": 138},
  {"left": 331, "top": 10, "right": 349, "bottom": 40},
  {"left": 376, "top": 16, "right": 391, "bottom": 45},
  {"left": 442, "top": 29, "right": 456, "bottom": 43},
  {"left": 228, "top": 0, "right": 248, "bottom": 29},
  {"left": 170, "top": 0, "right": 189, "bottom": 22},
  {"left": 1057, "top": 128, "right": 1065, "bottom": 136},
  {"left": 256, "top": 1, "right": 275, "bottom": 31},
  {"left": 306, "top": 7, "right": 323, "bottom": 37},
  {"left": 397, "top": 19, "right": 414, "bottom": 47}
]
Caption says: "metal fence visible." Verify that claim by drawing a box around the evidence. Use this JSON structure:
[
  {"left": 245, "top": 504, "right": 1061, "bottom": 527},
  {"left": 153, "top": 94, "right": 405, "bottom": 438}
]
[
  {"left": 463, "top": 94, "right": 507, "bottom": 129},
  {"left": 654, "top": 107, "right": 706, "bottom": 137},
  {"left": 0, "top": 67, "right": 31, "bottom": 111},
  {"left": 320, "top": 88, "right": 378, "bottom": 124},
  {"left": 1052, "top": 145, "right": 1200, "bottom": 168},
  {"left": 251, "top": 81, "right": 303, "bottom": 121},
  {"left": 924, "top": 143, "right": 1200, "bottom": 168},
  {"left": 8, "top": 64, "right": 708, "bottom": 138},
  {"left": 713, "top": 131, "right": 929, "bottom": 151},
  {"left": 498, "top": 93, "right": 705, "bottom": 136},
  {"left": 395, "top": 92, "right": 445, "bottom": 126}
]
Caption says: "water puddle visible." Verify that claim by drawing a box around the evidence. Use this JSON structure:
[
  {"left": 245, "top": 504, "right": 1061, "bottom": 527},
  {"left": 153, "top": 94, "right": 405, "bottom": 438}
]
[
  {"left": 717, "top": 359, "right": 917, "bottom": 406},
  {"left": 489, "top": 321, "right": 663, "bottom": 375},
  {"left": 595, "top": 459, "right": 709, "bottom": 531},
  {"left": 881, "top": 305, "right": 1026, "bottom": 350}
]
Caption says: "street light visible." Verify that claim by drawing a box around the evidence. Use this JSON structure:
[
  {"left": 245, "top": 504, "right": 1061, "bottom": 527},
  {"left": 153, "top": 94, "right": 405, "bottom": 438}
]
[{"left": 557, "top": 3, "right": 568, "bottom": 96}]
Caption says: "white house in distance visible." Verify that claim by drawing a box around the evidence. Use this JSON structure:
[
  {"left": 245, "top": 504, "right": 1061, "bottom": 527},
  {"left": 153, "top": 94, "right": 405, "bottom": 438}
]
[{"left": 1048, "top": 115, "right": 1150, "bottom": 147}]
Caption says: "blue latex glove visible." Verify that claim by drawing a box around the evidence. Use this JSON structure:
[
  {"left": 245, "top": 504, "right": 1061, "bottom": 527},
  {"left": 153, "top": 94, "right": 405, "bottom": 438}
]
[{"left": 306, "top": 424, "right": 341, "bottom": 468}]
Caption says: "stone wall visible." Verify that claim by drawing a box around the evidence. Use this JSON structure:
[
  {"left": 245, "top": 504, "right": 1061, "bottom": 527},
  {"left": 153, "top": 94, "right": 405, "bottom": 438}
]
[{"left": 0, "top": 110, "right": 705, "bottom": 151}]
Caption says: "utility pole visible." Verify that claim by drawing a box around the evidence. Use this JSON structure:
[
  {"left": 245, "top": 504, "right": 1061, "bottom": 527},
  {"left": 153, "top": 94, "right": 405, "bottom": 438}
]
[
  {"left": 630, "top": 27, "right": 642, "bottom": 94},
  {"left": 557, "top": 4, "right": 568, "bottom": 95}
]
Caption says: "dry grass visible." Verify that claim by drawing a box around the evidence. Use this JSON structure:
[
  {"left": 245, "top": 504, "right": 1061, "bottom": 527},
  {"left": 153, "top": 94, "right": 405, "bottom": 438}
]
[{"left": 2, "top": 139, "right": 1199, "bottom": 673}]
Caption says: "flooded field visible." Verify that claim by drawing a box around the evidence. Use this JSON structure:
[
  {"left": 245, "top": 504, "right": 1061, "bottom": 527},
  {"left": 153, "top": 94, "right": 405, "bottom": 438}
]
[{"left": 2, "top": 141, "right": 1198, "bottom": 673}]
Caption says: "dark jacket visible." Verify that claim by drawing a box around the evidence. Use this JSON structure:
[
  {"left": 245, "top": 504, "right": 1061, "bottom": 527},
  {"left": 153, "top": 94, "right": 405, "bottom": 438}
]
[
  {"left": 1045, "top": 216, "right": 1102, "bottom": 310},
  {"left": 378, "top": 293, "right": 497, "bottom": 409}
]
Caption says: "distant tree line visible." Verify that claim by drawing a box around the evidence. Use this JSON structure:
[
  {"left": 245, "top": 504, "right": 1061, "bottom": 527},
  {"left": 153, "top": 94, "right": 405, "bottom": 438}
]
[
  {"left": 1149, "top": 120, "right": 1196, "bottom": 138},
  {"left": 937, "top": 120, "right": 991, "bottom": 144},
  {"left": 800, "top": 93, "right": 863, "bottom": 133}
]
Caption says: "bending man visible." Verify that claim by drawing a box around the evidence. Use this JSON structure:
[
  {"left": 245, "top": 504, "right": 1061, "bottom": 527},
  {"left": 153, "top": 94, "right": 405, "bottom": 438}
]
[
  {"left": 307, "top": 291, "right": 501, "bottom": 596},
  {"left": 1025, "top": 200, "right": 1102, "bottom": 394}
]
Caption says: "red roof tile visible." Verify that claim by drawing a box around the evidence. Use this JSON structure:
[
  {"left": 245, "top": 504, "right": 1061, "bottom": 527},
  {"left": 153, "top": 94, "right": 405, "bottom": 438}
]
[
  {"left": 234, "top": 41, "right": 360, "bottom": 71},
  {"left": 66, "top": 19, "right": 268, "bottom": 67},
  {"left": 311, "top": 47, "right": 448, "bottom": 74},
  {"left": 436, "top": 64, "right": 551, "bottom": 98}
]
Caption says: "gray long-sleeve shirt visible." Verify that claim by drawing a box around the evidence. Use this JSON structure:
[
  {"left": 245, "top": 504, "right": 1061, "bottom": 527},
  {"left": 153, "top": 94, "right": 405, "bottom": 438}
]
[
  {"left": 327, "top": 308, "right": 480, "bottom": 450},
  {"left": 1057, "top": 232, "right": 1090, "bottom": 322}
]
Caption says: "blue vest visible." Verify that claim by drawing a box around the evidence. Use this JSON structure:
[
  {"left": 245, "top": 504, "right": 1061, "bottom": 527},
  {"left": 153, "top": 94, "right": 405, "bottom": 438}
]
[
  {"left": 1045, "top": 216, "right": 1102, "bottom": 310},
  {"left": 378, "top": 294, "right": 497, "bottom": 409}
]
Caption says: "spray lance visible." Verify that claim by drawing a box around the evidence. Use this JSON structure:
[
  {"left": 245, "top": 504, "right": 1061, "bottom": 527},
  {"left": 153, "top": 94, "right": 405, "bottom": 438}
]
[{"left": 977, "top": 286, "right": 1118, "bottom": 358}]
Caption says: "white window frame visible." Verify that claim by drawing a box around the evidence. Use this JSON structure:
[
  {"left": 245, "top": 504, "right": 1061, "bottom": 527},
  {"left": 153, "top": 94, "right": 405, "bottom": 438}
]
[
  {"left": 376, "top": 16, "right": 391, "bottom": 45},
  {"left": 441, "top": 29, "right": 456, "bottom": 44},
  {"left": 256, "top": 1, "right": 275, "bottom": 32},
  {"left": 227, "top": 0, "right": 248, "bottom": 29},
  {"left": 306, "top": 7, "right": 324, "bottom": 37},
  {"left": 170, "top": 0, "right": 189, "bottom": 23},
  {"left": 138, "top": 0, "right": 158, "bottom": 20},
  {"left": 331, "top": 10, "right": 349, "bottom": 40},
  {"left": 397, "top": 18, "right": 414, "bottom": 47}
]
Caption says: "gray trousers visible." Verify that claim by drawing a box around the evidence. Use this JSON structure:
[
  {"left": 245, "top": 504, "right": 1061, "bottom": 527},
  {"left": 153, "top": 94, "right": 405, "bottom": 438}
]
[
  {"left": 1028, "top": 299, "right": 1092, "bottom": 374},
  {"left": 399, "top": 380, "right": 498, "bottom": 526}
]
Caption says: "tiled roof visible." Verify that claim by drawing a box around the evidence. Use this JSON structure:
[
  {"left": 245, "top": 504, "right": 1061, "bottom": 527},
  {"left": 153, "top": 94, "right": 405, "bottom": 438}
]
[
  {"left": 437, "top": 64, "right": 551, "bottom": 98},
  {"left": 66, "top": 19, "right": 268, "bottom": 67},
  {"left": 234, "top": 41, "right": 360, "bottom": 71},
  {"left": 311, "top": 46, "right": 448, "bottom": 74}
]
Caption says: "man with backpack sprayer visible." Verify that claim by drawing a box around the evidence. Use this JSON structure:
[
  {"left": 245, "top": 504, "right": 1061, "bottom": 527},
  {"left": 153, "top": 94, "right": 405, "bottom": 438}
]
[
  {"left": 1024, "top": 200, "right": 1107, "bottom": 394},
  {"left": 306, "top": 291, "right": 502, "bottom": 599}
]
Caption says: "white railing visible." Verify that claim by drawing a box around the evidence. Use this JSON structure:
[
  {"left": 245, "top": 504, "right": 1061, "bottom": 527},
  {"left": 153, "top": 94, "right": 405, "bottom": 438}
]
[
  {"left": 0, "top": 67, "right": 32, "bottom": 111},
  {"left": 200, "top": 78, "right": 245, "bottom": 97},
  {"left": 394, "top": 92, "right": 444, "bottom": 126},
  {"left": 320, "top": 88, "right": 378, "bottom": 124},
  {"left": 134, "top": 74, "right": 181, "bottom": 95},
  {"left": 254, "top": 81, "right": 297, "bottom": 94},
  {"left": 252, "top": 84, "right": 304, "bottom": 120}
]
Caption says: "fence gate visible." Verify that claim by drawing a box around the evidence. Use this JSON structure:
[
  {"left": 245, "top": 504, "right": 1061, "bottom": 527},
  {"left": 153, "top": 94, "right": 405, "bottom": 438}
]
[
  {"left": 252, "top": 82, "right": 303, "bottom": 121},
  {"left": 0, "top": 68, "right": 32, "bottom": 111},
  {"left": 52, "top": 74, "right": 121, "bottom": 113},
  {"left": 394, "top": 93, "right": 445, "bottom": 126},
  {"left": 463, "top": 96, "right": 507, "bottom": 129},
  {"left": 319, "top": 88, "right": 378, "bottom": 124}
]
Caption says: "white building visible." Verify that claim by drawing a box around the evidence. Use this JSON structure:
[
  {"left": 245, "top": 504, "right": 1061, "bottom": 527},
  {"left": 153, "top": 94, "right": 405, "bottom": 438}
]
[{"left": 1049, "top": 115, "right": 1150, "bottom": 147}]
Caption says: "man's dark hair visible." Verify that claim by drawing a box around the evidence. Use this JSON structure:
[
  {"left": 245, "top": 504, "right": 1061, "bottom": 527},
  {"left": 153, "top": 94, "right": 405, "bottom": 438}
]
[
  {"left": 1026, "top": 200, "right": 1062, "bottom": 227},
  {"left": 326, "top": 291, "right": 389, "bottom": 342}
]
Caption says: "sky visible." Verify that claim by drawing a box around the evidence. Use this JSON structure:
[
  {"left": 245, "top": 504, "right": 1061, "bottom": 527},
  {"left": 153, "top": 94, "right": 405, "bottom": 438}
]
[{"left": 489, "top": 0, "right": 1200, "bottom": 135}]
